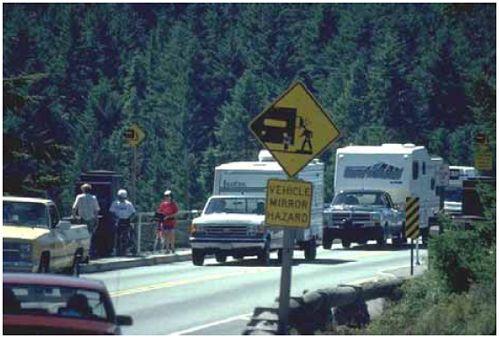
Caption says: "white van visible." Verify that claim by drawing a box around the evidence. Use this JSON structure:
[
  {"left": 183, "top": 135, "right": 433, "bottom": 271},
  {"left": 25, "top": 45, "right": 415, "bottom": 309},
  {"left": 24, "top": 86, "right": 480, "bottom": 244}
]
[
  {"left": 189, "top": 150, "right": 324, "bottom": 265},
  {"left": 333, "top": 144, "right": 443, "bottom": 242}
]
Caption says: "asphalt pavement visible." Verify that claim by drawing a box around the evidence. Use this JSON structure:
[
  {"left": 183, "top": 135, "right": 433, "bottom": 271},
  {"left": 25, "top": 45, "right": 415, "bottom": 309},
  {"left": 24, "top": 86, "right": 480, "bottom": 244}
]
[{"left": 81, "top": 241, "right": 428, "bottom": 335}]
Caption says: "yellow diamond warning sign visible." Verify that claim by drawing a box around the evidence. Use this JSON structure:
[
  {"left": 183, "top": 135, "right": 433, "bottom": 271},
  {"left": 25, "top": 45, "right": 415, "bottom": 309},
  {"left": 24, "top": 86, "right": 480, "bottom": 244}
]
[
  {"left": 250, "top": 81, "right": 340, "bottom": 177},
  {"left": 265, "top": 179, "right": 312, "bottom": 228}
]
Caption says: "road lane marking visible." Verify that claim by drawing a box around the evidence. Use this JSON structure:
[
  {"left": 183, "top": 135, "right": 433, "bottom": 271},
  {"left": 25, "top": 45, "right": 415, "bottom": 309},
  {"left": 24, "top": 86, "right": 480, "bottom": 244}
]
[
  {"left": 109, "top": 250, "right": 401, "bottom": 298},
  {"left": 167, "top": 313, "right": 252, "bottom": 335},
  {"left": 110, "top": 267, "right": 271, "bottom": 298}
]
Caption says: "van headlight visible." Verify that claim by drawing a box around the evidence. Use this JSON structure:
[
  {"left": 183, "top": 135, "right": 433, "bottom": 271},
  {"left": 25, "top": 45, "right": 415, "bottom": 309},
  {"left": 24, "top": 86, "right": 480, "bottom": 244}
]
[
  {"left": 19, "top": 243, "right": 32, "bottom": 261},
  {"left": 371, "top": 214, "right": 381, "bottom": 223}
]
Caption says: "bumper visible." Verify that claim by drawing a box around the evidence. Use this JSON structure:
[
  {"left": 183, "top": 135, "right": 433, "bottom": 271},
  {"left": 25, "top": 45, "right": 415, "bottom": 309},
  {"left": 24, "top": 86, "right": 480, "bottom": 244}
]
[
  {"left": 190, "top": 237, "right": 266, "bottom": 250},
  {"left": 3, "top": 262, "right": 35, "bottom": 273},
  {"left": 324, "top": 226, "right": 381, "bottom": 242}
]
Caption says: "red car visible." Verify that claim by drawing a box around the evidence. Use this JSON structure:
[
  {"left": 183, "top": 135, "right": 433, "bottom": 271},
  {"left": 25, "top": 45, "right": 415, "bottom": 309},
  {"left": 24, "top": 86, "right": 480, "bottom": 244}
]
[{"left": 3, "top": 273, "right": 132, "bottom": 335}]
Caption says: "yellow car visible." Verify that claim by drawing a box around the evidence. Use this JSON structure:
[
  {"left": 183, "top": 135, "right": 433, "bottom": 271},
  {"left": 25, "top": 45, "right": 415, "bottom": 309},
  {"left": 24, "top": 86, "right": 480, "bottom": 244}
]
[{"left": 3, "top": 197, "right": 90, "bottom": 274}]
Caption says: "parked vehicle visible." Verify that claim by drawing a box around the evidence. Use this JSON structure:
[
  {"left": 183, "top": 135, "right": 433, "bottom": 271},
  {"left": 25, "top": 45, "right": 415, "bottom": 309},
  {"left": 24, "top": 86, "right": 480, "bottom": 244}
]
[
  {"left": 3, "top": 272, "right": 132, "bottom": 334},
  {"left": 3, "top": 196, "right": 90, "bottom": 274},
  {"left": 443, "top": 166, "right": 477, "bottom": 215},
  {"left": 189, "top": 150, "right": 324, "bottom": 266},
  {"left": 323, "top": 190, "right": 405, "bottom": 248},
  {"left": 331, "top": 144, "right": 445, "bottom": 244}
]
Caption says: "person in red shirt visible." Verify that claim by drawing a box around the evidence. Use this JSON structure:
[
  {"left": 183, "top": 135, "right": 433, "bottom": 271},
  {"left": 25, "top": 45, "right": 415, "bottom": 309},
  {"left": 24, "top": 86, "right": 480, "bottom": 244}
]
[{"left": 157, "top": 190, "right": 179, "bottom": 253}]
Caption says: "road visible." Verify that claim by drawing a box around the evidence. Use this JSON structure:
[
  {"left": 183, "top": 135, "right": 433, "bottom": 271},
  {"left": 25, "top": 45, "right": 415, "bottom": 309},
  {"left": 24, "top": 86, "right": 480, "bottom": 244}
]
[{"left": 82, "top": 242, "right": 427, "bottom": 335}]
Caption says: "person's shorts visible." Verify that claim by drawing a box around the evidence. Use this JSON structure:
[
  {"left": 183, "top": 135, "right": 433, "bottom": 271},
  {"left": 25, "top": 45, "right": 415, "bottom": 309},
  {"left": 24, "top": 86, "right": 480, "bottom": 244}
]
[{"left": 157, "top": 223, "right": 175, "bottom": 232}]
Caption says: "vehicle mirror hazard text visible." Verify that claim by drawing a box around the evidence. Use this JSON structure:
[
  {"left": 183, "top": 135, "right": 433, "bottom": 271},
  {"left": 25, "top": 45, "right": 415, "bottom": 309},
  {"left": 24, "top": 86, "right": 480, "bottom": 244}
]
[{"left": 265, "top": 179, "right": 312, "bottom": 228}]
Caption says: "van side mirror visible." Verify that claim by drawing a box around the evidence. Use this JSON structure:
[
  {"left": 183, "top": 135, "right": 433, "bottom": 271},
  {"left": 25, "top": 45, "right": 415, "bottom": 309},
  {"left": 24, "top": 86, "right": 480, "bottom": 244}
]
[{"left": 116, "top": 315, "right": 133, "bottom": 326}]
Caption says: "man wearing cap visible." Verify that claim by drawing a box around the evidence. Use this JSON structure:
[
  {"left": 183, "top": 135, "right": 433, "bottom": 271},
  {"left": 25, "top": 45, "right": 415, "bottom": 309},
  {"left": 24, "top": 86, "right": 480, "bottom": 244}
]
[
  {"left": 157, "top": 190, "right": 179, "bottom": 253},
  {"left": 110, "top": 189, "right": 136, "bottom": 256},
  {"left": 72, "top": 184, "right": 100, "bottom": 256}
]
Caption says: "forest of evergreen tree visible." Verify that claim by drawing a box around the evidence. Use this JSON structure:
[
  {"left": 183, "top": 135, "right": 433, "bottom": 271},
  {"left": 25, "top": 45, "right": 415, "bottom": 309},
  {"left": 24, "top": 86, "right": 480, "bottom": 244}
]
[{"left": 3, "top": 3, "right": 496, "bottom": 213}]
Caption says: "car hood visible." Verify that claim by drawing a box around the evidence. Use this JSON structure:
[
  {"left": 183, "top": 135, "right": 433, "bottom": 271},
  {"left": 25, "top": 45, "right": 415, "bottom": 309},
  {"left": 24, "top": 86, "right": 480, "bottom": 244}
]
[
  {"left": 3, "top": 225, "right": 49, "bottom": 241},
  {"left": 193, "top": 213, "right": 264, "bottom": 226},
  {"left": 327, "top": 205, "right": 380, "bottom": 213}
]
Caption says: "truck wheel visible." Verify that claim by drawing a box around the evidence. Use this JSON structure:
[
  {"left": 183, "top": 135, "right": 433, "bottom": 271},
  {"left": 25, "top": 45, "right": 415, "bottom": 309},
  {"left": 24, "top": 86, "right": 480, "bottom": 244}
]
[
  {"left": 215, "top": 253, "right": 227, "bottom": 263},
  {"left": 341, "top": 240, "right": 351, "bottom": 249},
  {"left": 376, "top": 225, "right": 387, "bottom": 246},
  {"left": 192, "top": 249, "right": 205, "bottom": 266},
  {"left": 70, "top": 249, "right": 83, "bottom": 276},
  {"left": 38, "top": 252, "right": 50, "bottom": 273},
  {"left": 323, "top": 235, "right": 333, "bottom": 250},
  {"left": 304, "top": 239, "right": 317, "bottom": 261},
  {"left": 257, "top": 241, "right": 270, "bottom": 266}
]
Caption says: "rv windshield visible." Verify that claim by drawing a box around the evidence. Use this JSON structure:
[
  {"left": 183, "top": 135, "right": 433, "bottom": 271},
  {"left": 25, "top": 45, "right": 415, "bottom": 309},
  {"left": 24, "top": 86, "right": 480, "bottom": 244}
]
[
  {"left": 332, "top": 192, "right": 388, "bottom": 207},
  {"left": 204, "top": 197, "right": 266, "bottom": 215}
]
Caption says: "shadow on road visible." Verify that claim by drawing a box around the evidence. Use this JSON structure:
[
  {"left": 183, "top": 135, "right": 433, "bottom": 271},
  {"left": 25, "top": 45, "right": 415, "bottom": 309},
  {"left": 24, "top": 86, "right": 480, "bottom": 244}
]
[
  {"left": 335, "top": 242, "right": 417, "bottom": 251},
  {"left": 204, "top": 257, "right": 354, "bottom": 268}
]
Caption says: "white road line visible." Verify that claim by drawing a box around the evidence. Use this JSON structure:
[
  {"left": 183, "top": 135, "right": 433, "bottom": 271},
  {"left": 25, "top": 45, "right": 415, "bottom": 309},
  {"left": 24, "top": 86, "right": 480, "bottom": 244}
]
[{"left": 168, "top": 313, "right": 252, "bottom": 336}]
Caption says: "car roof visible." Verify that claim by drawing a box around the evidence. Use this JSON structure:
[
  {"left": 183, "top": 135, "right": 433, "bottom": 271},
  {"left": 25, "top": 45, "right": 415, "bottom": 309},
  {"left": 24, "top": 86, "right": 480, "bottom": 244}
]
[
  {"left": 338, "top": 190, "right": 386, "bottom": 194},
  {"left": 3, "top": 273, "right": 107, "bottom": 292},
  {"left": 3, "top": 196, "right": 53, "bottom": 204}
]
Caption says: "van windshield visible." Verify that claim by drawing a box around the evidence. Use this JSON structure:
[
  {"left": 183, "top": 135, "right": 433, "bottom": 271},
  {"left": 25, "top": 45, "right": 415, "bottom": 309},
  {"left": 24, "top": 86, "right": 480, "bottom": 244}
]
[
  {"left": 204, "top": 197, "right": 266, "bottom": 215},
  {"left": 3, "top": 202, "right": 49, "bottom": 228}
]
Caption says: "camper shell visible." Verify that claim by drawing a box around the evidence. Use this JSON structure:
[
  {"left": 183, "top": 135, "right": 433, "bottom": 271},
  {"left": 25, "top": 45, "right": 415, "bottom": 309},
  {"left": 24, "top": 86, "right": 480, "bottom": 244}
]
[{"left": 189, "top": 150, "right": 324, "bottom": 265}]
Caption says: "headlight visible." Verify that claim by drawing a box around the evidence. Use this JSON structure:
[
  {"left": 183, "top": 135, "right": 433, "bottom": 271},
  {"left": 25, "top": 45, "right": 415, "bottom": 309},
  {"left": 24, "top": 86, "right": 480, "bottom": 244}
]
[
  {"left": 371, "top": 214, "right": 381, "bottom": 222},
  {"left": 19, "top": 243, "right": 32, "bottom": 260}
]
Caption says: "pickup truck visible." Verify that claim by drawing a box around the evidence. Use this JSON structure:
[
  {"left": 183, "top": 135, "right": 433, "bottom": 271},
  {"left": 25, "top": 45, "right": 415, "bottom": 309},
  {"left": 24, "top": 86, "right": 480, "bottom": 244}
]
[
  {"left": 189, "top": 195, "right": 283, "bottom": 266},
  {"left": 3, "top": 196, "right": 91, "bottom": 274},
  {"left": 323, "top": 190, "right": 405, "bottom": 248}
]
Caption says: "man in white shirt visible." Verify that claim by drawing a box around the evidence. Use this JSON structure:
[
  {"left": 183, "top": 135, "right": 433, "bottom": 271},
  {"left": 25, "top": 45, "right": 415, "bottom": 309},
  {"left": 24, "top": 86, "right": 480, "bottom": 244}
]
[
  {"left": 72, "top": 184, "right": 100, "bottom": 257},
  {"left": 72, "top": 183, "right": 100, "bottom": 234},
  {"left": 110, "top": 189, "right": 136, "bottom": 256}
]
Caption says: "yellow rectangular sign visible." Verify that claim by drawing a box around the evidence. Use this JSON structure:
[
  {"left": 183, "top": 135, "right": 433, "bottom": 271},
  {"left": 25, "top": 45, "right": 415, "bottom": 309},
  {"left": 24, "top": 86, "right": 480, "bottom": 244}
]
[{"left": 265, "top": 179, "right": 312, "bottom": 228}]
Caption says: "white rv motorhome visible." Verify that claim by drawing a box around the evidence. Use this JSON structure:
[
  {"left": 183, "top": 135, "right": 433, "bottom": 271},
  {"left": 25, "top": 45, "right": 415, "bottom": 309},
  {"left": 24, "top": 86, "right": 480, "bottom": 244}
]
[
  {"left": 189, "top": 150, "right": 324, "bottom": 266},
  {"left": 333, "top": 144, "right": 442, "bottom": 242}
]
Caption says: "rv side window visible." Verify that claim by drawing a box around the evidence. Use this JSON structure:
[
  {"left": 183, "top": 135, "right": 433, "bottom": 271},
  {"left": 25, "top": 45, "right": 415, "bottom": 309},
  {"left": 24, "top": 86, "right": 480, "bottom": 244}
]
[
  {"left": 422, "top": 162, "right": 426, "bottom": 175},
  {"left": 412, "top": 161, "right": 419, "bottom": 180}
]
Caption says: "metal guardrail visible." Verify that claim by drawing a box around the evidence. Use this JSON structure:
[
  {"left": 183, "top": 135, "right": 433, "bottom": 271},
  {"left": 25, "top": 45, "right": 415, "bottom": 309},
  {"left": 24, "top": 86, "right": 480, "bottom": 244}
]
[{"left": 135, "top": 210, "right": 200, "bottom": 254}]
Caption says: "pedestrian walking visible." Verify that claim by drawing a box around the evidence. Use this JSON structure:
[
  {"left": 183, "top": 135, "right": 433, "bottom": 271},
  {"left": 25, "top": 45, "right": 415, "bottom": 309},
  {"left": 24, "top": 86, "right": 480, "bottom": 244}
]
[
  {"left": 156, "top": 190, "right": 178, "bottom": 254},
  {"left": 72, "top": 183, "right": 100, "bottom": 257},
  {"left": 109, "top": 189, "right": 136, "bottom": 256}
]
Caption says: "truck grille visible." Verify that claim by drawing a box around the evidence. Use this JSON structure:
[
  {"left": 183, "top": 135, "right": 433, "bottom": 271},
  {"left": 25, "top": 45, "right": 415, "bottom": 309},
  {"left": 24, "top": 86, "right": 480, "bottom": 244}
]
[
  {"left": 204, "top": 226, "right": 248, "bottom": 237},
  {"left": 332, "top": 213, "right": 371, "bottom": 227},
  {"left": 3, "top": 242, "right": 21, "bottom": 262}
]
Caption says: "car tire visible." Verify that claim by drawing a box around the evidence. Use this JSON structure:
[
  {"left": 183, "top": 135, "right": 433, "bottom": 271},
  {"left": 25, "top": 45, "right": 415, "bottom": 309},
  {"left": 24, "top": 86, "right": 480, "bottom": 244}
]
[
  {"left": 304, "top": 239, "right": 317, "bottom": 261},
  {"left": 70, "top": 249, "right": 83, "bottom": 276},
  {"left": 192, "top": 249, "right": 205, "bottom": 266},
  {"left": 215, "top": 253, "right": 227, "bottom": 263},
  {"left": 257, "top": 240, "right": 270, "bottom": 266},
  {"left": 341, "top": 240, "right": 351, "bottom": 249},
  {"left": 323, "top": 235, "right": 333, "bottom": 250},
  {"left": 377, "top": 225, "right": 387, "bottom": 246},
  {"left": 38, "top": 252, "right": 50, "bottom": 273}
]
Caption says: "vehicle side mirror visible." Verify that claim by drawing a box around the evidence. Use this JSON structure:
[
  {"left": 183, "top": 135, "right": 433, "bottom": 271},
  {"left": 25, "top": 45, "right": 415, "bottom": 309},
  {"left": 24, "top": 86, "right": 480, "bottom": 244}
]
[{"left": 116, "top": 315, "right": 133, "bottom": 326}]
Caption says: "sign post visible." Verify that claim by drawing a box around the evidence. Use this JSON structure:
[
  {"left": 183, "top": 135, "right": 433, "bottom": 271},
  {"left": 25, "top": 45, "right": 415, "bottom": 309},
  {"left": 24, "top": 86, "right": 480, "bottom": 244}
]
[
  {"left": 249, "top": 81, "right": 340, "bottom": 334},
  {"left": 405, "top": 197, "right": 420, "bottom": 276},
  {"left": 123, "top": 123, "right": 146, "bottom": 203}
]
